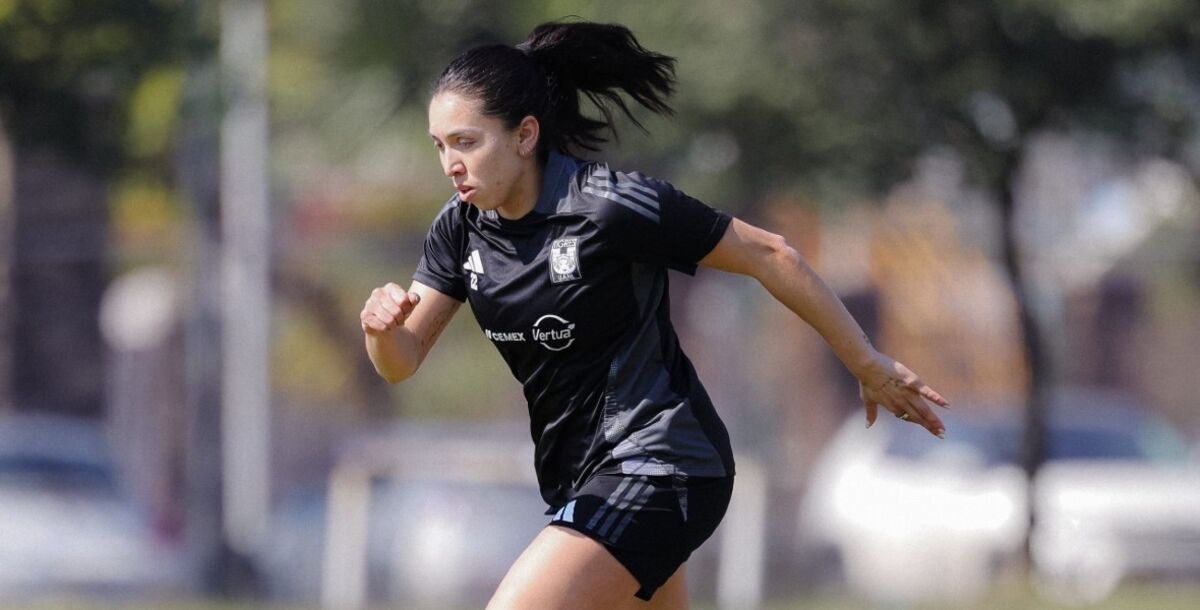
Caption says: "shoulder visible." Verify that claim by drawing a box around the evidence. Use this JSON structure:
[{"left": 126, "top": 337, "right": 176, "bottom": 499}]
[
  {"left": 422, "top": 195, "right": 477, "bottom": 251},
  {"left": 433, "top": 194, "right": 466, "bottom": 219},
  {"left": 428, "top": 194, "right": 476, "bottom": 229},
  {"left": 573, "top": 161, "right": 672, "bottom": 225}
]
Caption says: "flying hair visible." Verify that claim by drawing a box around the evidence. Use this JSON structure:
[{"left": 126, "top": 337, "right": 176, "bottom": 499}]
[{"left": 433, "top": 21, "right": 677, "bottom": 156}]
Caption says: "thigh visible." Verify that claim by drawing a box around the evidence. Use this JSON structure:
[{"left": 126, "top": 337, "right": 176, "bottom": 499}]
[{"left": 486, "top": 525, "right": 641, "bottom": 610}]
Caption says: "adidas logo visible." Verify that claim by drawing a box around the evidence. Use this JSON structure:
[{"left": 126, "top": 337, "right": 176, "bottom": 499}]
[
  {"left": 463, "top": 249, "right": 485, "bottom": 275},
  {"left": 553, "top": 499, "right": 576, "bottom": 524},
  {"left": 464, "top": 249, "right": 484, "bottom": 291}
]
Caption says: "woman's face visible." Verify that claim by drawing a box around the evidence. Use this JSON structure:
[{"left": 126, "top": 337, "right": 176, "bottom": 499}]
[{"left": 428, "top": 90, "right": 537, "bottom": 217}]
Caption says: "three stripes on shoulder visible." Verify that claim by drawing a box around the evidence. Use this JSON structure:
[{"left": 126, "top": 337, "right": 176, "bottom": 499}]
[{"left": 582, "top": 168, "right": 662, "bottom": 223}]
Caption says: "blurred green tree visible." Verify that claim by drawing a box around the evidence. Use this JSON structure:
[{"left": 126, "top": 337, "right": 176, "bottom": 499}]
[
  {"left": 0, "top": 0, "right": 183, "bottom": 415},
  {"left": 321, "top": 1, "right": 1198, "bottom": 425},
  {"left": 757, "top": 0, "right": 1200, "bottom": 565},
  {"left": 329, "top": 0, "right": 1199, "bottom": 531}
]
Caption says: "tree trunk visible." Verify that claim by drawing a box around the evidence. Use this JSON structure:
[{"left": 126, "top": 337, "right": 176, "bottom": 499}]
[
  {"left": 994, "top": 149, "right": 1049, "bottom": 570},
  {"left": 0, "top": 118, "right": 13, "bottom": 409},
  {"left": 12, "top": 147, "right": 107, "bottom": 417}
]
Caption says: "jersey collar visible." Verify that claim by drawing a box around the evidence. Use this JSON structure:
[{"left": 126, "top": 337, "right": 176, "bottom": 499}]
[
  {"left": 532, "top": 151, "right": 581, "bottom": 216},
  {"left": 481, "top": 151, "right": 581, "bottom": 227}
]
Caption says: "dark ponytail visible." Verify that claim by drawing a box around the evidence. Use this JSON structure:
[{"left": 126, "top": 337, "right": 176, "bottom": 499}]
[{"left": 433, "top": 21, "right": 676, "bottom": 156}]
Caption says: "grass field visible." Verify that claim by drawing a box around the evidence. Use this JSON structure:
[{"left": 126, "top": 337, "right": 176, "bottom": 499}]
[
  {"left": 743, "top": 582, "right": 1200, "bottom": 610},
  {"left": 9, "top": 582, "right": 1200, "bottom": 610}
]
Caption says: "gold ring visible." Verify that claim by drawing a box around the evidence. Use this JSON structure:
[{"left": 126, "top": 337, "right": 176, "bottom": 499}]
[{"left": 897, "top": 412, "right": 910, "bottom": 421}]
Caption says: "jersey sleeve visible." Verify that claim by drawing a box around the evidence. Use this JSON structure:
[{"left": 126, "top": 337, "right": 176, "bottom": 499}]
[
  {"left": 585, "top": 167, "right": 731, "bottom": 275},
  {"left": 413, "top": 201, "right": 468, "bottom": 302}
]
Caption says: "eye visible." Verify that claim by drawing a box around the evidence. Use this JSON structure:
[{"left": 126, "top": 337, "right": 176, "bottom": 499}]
[{"left": 456, "top": 138, "right": 475, "bottom": 149}]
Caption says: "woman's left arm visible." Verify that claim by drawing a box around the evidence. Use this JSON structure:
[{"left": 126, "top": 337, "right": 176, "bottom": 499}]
[{"left": 699, "top": 218, "right": 949, "bottom": 437}]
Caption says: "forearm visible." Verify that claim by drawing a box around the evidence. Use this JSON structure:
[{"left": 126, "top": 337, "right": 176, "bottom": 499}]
[
  {"left": 700, "top": 219, "right": 877, "bottom": 376},
  {"left": 755, "top": 243, "right": 877, "bottom": 375},
  {"left": 364, "top": 329, "right": 422, "bottom": 383}
]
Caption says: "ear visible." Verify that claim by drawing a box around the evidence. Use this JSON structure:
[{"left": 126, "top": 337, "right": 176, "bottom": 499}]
[{"left": 516, "top": 115, "right": 540, "bottom": 157}]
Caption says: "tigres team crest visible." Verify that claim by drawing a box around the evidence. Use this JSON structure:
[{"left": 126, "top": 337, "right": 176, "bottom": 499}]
[{"left": 549, "top": 237, "right": 582, "bottom": 283}]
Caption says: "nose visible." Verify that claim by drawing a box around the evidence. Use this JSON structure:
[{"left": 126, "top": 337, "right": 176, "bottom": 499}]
[{"left": 441, "top": 150, "right": 465, "bottom": 178}]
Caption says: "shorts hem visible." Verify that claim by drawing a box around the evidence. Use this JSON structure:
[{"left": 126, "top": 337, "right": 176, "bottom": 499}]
[{"left": 545, "top": 521, "right": 668, "bottom": 601}]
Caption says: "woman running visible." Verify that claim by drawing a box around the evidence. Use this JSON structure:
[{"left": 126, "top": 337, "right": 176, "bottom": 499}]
[{"left": 360, "top": 21, "right": 949, "bottom": 610}]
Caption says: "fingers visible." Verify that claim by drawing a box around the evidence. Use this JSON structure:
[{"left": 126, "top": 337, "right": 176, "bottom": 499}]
[
  {"left": 884, "top": 385, "right": 941, "bottom": 437},
  {"left": 863, "top": 380, "right": 947, "bottom": 439},
  {"left": 360, "top": 287, "right": 391, "bottom": 332},
  {"left": 912, "top": 385, "right": 948, "bottom": 438},
  {"left": 361, "top": 282, "right": 419, "bottom": 334},
  {"left": 901, "top": 393, "right": 945, "bottom": 438},
  {"left": 891, "top": 373, "right": 948, "bottom": 437},
  {"left": 913, "top": 380, "right": 950, "bottom": 408},
  {"left": 399, "top": 291, "right": 421, "bottom": 318},
  {"left": 860, "top": 357, "right": 950, "bottom": 439}
]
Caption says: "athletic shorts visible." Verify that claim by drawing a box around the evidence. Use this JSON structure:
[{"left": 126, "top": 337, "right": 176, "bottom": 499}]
[{"left": 547, "top": 473, "right": 735, "bottom": 600}]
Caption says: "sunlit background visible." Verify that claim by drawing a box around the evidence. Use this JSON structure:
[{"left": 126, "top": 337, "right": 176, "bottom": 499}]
[{"left": 2, "top": 1, "right": 1199, "bottom": 609}]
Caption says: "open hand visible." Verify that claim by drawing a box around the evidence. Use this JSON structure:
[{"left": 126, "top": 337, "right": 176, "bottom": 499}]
[{"left": 857, "top": 351, "right": 949, "bottom": 438}]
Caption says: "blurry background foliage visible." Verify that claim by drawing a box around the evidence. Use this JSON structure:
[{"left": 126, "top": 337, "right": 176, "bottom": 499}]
[
  {"left": 1, "top": 2, "right": 1198, "bottom": 606},
  {"left": 275, "top": 0, "right": 1200, "bottom": 418},
  {"left": 2, "top": 0, "right": 1198, "bottom": 419},
  {"left": 0, "top": 0, "right": 185, "bottom": 415}
]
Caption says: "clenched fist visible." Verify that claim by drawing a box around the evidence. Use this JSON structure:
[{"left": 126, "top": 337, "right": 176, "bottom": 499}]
[{"left": 361, "top": 282, "right": 421, "bottom": 334}]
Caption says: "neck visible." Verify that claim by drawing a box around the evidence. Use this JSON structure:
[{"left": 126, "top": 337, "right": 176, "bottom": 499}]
[{"left": 496, "top": 158, "right": 544, "bottom": 220}]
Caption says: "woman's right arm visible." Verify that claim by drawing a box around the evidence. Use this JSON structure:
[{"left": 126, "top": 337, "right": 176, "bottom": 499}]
[{"left": 360, "top": 280, "right": 461, "bottom": 383}]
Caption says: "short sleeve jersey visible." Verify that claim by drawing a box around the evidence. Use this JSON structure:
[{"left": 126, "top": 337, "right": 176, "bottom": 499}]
[{"left": 414, "top": 152, "right": 736, "bottom": 507}]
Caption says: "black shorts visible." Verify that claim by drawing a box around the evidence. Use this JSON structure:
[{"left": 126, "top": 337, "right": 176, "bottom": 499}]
[{"left": 547, "top": 473, "right": 734, "bottom": 600}]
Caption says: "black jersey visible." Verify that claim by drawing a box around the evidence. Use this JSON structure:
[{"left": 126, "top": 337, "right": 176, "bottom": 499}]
[{"left": 414, "top": 152, "right": 736, "bottom": 506}]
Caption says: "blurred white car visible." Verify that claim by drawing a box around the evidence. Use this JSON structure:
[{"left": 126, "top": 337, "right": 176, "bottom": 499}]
[
  {"left": 0, "top": 413, "right": 189, "bottom": 599},
  {"left": 796, "top": 388, "right": 1200, "bottom": 604}
]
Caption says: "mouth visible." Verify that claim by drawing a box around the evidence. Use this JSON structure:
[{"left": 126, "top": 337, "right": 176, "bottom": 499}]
[{"left": 456, "top": 184, "right": 475, "bottom": 200}]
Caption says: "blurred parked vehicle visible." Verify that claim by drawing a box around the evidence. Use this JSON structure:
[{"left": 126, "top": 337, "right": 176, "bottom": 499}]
[
  {"left": 0, "top": 413, "right": 189, "bottom": 599},
  {"left": 796, "top": 387, "right": 1200, "bottom": 605}
]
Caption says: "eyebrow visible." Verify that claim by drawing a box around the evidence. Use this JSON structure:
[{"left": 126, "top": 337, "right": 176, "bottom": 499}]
[{"left": 430, "top": 128, "right": 480, "bottom": 140}]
